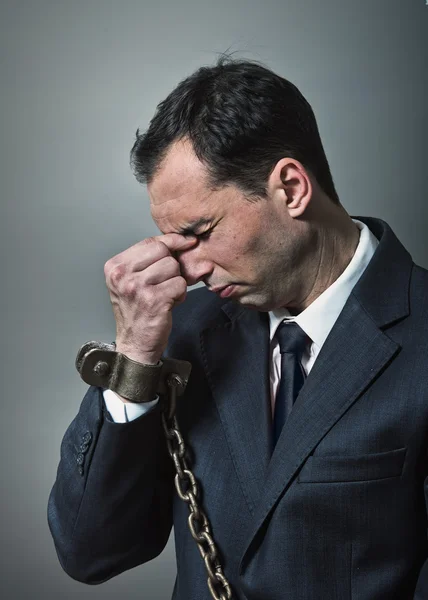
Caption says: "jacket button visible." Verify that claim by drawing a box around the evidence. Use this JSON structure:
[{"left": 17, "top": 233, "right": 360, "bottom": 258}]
[
  {"left": 80, "top": 442, "right": 89, "bottom": 454},
  {"left": 76, "top": 453, "right": 85, "bottom": 465},
  {"left": 82, "top": 432, "right": 92, "bottom": 445},
  {"left": 78, "top": 465, "right": 84, "bottom": 476}
]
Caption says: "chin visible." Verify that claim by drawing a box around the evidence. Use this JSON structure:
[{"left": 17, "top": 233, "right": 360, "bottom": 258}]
[{"left": 235, "top": 294, "right": 273, "bottom": 312}]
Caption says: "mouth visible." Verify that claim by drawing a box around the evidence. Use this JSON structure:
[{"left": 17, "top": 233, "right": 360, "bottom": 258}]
[{"left": 210, "top": 284, "right": 236, "bottom": 298}]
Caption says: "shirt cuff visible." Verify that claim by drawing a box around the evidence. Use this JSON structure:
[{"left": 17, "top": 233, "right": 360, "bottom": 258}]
[{"left": 103, "top": 388, "right": 159, "bottom": 423}]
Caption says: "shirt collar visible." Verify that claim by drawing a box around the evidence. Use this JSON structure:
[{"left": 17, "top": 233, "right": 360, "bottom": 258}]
[{"left": 268, "top": 218, "right": 380, "bottom": 350}]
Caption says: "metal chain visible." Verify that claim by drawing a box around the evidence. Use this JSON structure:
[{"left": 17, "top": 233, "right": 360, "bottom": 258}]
[{"left": 161, "top": 374, "right": 234, "bottom": 600}]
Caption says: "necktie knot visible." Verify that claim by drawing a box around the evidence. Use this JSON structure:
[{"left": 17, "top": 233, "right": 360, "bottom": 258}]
[{"left": 275, "top": 321, "right": 308, "bottom": 356}]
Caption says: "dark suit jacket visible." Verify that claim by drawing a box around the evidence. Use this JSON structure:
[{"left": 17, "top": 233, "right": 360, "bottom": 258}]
[{"left": 48, "top": 216, "right": 428, "bottom": 599}]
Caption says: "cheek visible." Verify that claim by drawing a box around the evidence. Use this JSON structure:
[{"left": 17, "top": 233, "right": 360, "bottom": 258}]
[
  {"left": 220, "top": 234, "right": 260, "bottom": 267},
  {"left": 206, "top": 237, "right": 241, "bottom": 268},
  {"left": 213, "top": 212, "right": 264, "bottom": 265},
  {"left": 213, "top": 239, "right": 238, "bottom": 263}
]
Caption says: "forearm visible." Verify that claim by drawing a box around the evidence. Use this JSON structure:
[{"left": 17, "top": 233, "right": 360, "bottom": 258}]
[{"left": 48, "top": 385, "right": 173, "bottom": 584}]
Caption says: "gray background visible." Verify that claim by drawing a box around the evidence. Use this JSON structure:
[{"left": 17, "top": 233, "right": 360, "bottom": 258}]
[{"left": 1, "top": 0, "right": 427, "bottom": 598}]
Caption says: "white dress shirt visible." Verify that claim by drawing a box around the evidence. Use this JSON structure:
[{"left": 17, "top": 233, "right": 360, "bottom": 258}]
[{"left": 104, "top": 218, "right": 379, "bottom": 423}]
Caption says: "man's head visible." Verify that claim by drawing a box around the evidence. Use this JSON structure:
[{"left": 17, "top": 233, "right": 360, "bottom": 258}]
[{"left": 130, "top": 57, "right": 355, "bottom": 312}]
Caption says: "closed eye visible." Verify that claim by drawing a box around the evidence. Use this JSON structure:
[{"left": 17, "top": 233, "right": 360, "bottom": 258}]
[{"left": 196, "top": 229, "right": 213, "bottom": 240}]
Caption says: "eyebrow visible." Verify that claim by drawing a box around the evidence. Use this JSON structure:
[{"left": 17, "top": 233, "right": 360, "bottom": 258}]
[{"left": 177, "top": 218, "right": 213, "bottom": 236}]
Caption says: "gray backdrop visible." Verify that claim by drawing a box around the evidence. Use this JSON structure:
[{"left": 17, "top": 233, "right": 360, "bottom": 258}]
[{"left": 1, "top": 0, "right": 427, "bottom": 598}]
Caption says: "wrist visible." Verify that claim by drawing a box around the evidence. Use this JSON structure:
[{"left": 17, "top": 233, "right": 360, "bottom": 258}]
[{"left": 115, "top": 344, "right": 162, "bottom": 366}]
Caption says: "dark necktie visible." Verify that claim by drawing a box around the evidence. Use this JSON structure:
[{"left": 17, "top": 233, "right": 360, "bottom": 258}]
[{"left": 272, "top": 321, "right": 308, "bottom": 450}]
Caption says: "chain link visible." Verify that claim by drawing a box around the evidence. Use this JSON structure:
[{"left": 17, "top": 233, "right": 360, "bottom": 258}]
[{"left": 161, "top": 375, "right": 234, "bottom": 600}]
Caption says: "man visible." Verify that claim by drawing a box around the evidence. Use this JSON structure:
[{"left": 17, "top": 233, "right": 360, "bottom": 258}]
[{"left": 48, "top": 57, "right": 428, "bottom": 599}]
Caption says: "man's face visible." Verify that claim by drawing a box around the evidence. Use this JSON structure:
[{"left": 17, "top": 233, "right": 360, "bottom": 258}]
[{"left": 148, "top": 139, "right": 311, "bottom": 311}]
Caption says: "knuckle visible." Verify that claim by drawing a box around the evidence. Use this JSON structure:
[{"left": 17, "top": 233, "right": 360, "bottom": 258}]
[
  {"left": 142, "top": 285, "right": 157, "bottom": 308},
  {"left": 142, "top": 236, "right": 156, "bottom": 245},
  {"left": 165, "top": 255, "right": 179, "bottom": 271},
  {"left": 176, "top": 276, "right": 187, "bottom": 295},
  {"left": 109, "top": 263, "right": 126, "bottom": 286},
  {"left": 153, "top": 240, "right": 170, "bottom": 257},
  {"left": 123, "top": 279, "right": 137, "bottom": 298},
  {"left": 103, "top": 257, "right": 116, "bottom": 276},
  {"left": 144, "top": 237, "right": 168, "bottom": 255}
]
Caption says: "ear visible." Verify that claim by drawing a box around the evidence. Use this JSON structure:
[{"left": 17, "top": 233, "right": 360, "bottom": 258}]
[{"left": 267, "top": 158, "right": 312, "bottom": 218}]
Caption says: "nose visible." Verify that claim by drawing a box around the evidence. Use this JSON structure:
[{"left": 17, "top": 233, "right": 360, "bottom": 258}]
[{"left": 177, "top": 245, "right": 214, "bottom": 287}]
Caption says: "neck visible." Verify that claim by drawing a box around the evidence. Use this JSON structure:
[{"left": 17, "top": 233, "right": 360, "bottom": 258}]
[{"left": 288, "top": 207, "right": 360, "bottom": 315}]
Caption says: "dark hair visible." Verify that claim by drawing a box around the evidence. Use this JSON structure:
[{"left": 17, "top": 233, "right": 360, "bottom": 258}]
[{"left": 130, "top": 55, "right": 340, "bottom": 204}]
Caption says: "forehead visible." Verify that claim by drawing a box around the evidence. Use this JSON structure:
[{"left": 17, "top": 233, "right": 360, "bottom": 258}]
[{"left": 148, "top": 139, "right": 215, "bottom": 229}]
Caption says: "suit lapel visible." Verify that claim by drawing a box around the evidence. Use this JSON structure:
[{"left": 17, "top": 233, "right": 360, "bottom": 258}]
[{"left": 200, "top": 305, "right": 272, "bottom": 514}]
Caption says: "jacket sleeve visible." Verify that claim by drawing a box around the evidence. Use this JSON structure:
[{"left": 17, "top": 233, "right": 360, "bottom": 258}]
[{"left": 47, "top": 384, "right": 174, "bottom": 584}]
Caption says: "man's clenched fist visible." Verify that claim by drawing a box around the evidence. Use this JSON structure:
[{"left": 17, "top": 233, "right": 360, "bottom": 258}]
[{"left": 104, "top": 233, "right": 197, "bottom": 367}]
